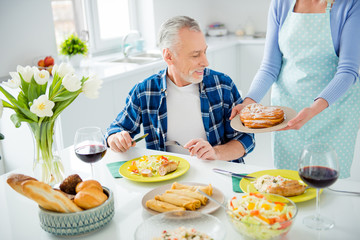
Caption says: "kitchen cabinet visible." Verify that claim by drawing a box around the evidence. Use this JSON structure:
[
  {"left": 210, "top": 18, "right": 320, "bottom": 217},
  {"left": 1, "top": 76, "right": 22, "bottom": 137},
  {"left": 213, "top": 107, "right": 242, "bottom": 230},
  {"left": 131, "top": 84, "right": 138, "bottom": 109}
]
[{"left": 207, "top": 45, "right": 237, "bottom": 83}]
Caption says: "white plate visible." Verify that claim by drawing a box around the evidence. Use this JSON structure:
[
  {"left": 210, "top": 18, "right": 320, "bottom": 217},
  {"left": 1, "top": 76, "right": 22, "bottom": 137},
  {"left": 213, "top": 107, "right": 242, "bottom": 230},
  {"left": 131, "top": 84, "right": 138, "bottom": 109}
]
[
  {"left": 142, "top": 182, "right": 225, "bottom": 215},
  {"left": 230, "top": 106, "right": 297, "bottom": 133}
]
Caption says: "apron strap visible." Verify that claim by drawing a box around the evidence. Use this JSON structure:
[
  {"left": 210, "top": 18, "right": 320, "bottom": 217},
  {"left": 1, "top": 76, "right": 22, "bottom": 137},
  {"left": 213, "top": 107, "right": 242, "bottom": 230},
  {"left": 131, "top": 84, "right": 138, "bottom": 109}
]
[{"left": 326, "top": 0, "right": 332, "bottom": 12}]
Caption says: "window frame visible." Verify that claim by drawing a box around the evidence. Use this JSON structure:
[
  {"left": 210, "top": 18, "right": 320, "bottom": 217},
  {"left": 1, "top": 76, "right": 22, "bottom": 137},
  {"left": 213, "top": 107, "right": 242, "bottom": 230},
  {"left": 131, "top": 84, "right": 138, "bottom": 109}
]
[{"left": 82, "top": 0, "right": 138, "bottom": 56}]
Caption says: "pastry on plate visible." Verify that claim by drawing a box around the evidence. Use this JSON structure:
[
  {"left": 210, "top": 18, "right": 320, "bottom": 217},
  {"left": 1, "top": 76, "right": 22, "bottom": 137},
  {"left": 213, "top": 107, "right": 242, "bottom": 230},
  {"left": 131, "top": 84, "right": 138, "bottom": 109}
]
[{"left": 240, "top": 103, "right": 285, "bottom": 128}]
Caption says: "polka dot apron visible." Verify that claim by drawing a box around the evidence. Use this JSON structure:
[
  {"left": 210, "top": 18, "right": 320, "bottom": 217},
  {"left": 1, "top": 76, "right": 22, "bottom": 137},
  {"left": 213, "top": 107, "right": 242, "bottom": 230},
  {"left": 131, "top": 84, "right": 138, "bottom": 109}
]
[{"left": 272, "top": 0, "right": 360, "bottom": 178}]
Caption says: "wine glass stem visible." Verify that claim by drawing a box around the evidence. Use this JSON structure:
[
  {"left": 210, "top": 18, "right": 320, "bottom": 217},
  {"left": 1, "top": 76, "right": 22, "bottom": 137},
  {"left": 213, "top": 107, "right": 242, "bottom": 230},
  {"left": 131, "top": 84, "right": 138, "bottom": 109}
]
[
  {"left": 90, "top": 163, "right": 94, "bottom": 179},
  {"left": 315, "top": 188, "right": 321, "bottom": 221}
]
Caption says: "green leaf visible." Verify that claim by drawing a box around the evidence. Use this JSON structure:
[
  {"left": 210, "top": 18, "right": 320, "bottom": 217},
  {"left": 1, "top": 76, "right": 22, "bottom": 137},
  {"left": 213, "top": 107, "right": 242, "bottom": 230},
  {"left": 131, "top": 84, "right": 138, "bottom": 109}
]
[
  {"left": 52, "top": 90, "right": 80, "bottom": 102},
  {"left": 2, "top": 99, "right": 14, "bottom": 109},
  {"left": 51, "top": 96, "right": 77, "bottom": 120},
  {"left": 17, "top": 91, "right": 28, "bottom": 106},
  {"left": 19, "top": 73, "right": 30, "bottom": 94},
  {"left": 0, "top": 133, "right": 4, "bottom": 140},
  {"left": 10, "top": 113, "right": 34, "bottom": 128},
  {"left": 27, "top": 77, "right": 41, "bottom": 103}
]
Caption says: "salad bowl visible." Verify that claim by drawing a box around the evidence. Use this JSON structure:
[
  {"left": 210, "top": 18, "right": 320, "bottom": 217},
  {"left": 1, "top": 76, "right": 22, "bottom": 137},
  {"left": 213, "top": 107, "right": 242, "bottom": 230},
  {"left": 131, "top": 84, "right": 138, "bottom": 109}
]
[{"left": 226, "top": 192, "right": 297, "bottom": 240}]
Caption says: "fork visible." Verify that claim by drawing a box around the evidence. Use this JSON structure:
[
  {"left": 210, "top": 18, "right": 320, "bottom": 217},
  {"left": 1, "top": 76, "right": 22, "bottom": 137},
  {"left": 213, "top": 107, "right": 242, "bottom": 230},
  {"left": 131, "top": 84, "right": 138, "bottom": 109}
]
[{"left": 165, "top": 140, "right": 184, "bottom": 148}]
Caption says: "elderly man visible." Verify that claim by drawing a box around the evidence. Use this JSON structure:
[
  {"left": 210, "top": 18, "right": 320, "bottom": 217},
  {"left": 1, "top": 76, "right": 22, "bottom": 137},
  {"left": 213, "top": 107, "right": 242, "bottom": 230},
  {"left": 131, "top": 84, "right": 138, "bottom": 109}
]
[{"left": 105, "top": 16, "right": 254, "bottom": 162}]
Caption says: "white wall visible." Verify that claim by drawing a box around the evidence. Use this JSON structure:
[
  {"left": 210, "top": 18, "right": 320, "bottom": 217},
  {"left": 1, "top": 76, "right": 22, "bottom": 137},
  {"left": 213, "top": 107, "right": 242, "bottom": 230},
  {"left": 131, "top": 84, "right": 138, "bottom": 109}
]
[
  {"left": 136, "top": 0, "right": 270, "bottom": 50},
  {"left": 0, "top": 0, "right": 58, "bottom": 79},
  {"left": 0, "top": 0, "right": 57, "bottom": 172}
]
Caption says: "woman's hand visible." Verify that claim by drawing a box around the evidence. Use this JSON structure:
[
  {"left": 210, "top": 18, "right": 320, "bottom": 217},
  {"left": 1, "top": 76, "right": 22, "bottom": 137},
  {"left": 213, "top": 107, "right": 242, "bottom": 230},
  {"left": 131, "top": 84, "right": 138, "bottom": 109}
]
[
  {"left": 107, "top": 131, "right": 136, "bottom": 152},
  {"left": 279, "top": 98, "right": 329, "bottom": 131},
  {"left": 229, "top": 97, "right": 256, "bottom": 120}
]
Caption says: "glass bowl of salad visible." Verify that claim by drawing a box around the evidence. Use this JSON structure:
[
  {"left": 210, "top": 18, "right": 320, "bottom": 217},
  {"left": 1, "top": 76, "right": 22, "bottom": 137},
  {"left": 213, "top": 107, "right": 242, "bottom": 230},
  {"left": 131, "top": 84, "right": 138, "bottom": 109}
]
[
  {"left": 134, "top": 210, "right": 226, "bottom": 240},
  {"left": 226, "top": 192, "right": 298, "bottom": 240}
]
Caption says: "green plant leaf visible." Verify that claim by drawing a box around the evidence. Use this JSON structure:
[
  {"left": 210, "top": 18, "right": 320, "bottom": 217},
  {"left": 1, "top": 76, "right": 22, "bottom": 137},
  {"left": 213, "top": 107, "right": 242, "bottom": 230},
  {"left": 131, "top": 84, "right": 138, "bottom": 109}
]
[
  {"left": 52, "top": 90, "right": 80, "bottom": 102},
  {"left": 27, "top": 77, "right": 41, "bottom": 103},
  {"left": 19, "top": 73, "right": 29, "bottom": 94},
  {"left": 2, "top": 99, "right": 14, "bottom": 109},
  {"left": 0, "top": 133, "right": 4, "bottom": 140},
  {"left": 17, "top": 91, "right": 28, "bottom": 106},
  {"left": 10, "top": 113, "right": 34, "bottom": 128}
]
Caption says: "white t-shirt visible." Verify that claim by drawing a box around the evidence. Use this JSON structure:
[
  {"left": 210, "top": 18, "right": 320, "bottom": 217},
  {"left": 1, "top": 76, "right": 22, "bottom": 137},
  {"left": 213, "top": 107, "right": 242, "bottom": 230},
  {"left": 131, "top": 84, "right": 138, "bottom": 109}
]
[{"left": 166, "top": 77, "right": 207, "bottom": 155}]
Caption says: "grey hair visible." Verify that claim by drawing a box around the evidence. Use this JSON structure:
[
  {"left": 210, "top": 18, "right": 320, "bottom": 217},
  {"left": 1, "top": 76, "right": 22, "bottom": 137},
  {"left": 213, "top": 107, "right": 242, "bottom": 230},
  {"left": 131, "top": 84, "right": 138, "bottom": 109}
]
[{"left": 157, "top": 16, "right": 201, "bottom": 51}]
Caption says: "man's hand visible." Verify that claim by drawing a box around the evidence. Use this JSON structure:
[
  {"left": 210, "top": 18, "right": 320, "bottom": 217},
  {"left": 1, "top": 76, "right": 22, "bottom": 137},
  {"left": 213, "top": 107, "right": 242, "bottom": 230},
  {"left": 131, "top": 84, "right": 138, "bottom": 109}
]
[
  {"left": 107, "top": 131, "right": 136, "bottom": 152},
  {"left": 229, "top": 97, "right": 256, "bottom": 120},
  {"left": 184, "top": 139, "right": 218, "bottom": 160}
]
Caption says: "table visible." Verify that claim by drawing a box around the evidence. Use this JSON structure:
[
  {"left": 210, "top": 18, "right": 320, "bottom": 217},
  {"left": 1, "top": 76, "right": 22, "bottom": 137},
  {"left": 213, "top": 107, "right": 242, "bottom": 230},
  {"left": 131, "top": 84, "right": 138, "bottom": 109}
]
[{"left": 1, "top": 146, "right": 359, "bottom": 239}]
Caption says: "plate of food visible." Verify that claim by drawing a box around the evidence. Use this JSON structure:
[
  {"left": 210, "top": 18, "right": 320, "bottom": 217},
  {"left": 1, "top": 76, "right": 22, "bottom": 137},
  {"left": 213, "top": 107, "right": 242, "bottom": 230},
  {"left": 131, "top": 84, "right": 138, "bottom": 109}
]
[
  {"left": 119, "top": 155, "right": 190, "bottom": 182},
  {"left": 230, "top": 103, "right": 297, "bottom": 133},
  {"left": 240, "top": 169, "right": 319, "bottom": 203},
  {"left": 142, "top": 182, "right": 225, "bottom": 215}
]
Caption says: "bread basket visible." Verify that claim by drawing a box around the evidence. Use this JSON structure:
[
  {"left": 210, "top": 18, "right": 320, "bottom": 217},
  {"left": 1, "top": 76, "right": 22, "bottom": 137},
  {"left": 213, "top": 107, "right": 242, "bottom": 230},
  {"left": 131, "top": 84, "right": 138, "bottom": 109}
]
[{"left": 38, "top": 186, "right": 114, "bottom": 236}]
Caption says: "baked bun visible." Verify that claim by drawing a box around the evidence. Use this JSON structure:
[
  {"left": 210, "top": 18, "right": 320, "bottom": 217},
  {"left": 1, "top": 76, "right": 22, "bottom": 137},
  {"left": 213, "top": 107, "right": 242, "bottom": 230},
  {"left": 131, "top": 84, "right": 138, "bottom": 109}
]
[
  {"left": 7, "top": 173, "right": 38, "bottom": 196},
  {"left": 74, "top": 187, "right": 108, "bottom": 209},
  {"left": 75, "top": 180, "right": 103, "bottom": 193},
  {"left": 240, "top": 103, "right": 285, "bottom": 128},
  {"left": 60, "top": 174, "right": 82, "bottom": 195}
]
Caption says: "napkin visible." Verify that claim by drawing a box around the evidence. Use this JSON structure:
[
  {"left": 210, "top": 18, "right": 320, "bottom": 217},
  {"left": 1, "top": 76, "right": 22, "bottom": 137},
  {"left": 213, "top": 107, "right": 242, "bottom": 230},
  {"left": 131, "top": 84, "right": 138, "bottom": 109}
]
[
  {"left": 106, "top": 161, "right": 127, "bottom": 178},
  {"left": 232, "top": 175, "right": 246, "bottom": 193}
]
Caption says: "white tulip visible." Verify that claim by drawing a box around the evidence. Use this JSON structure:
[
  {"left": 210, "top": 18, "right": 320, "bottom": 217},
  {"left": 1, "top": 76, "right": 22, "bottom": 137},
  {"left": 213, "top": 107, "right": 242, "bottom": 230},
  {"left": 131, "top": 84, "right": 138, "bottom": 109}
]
[
  {"left": 82, "top": 74, "right": 103, "bottom": 99},
  {"left": 0, "top": 100, "right": 3, "bottom": 118},
  {"left": 62, "top": 73, "right": 81, "bottom": 92},
  {"left": 3, "top": 72, "right": 21, "bottom": 88},
  {"left": 34, "top": 69, "right": 49, "bottom": 85},
  {"left": 30, "top": 94, "right": 55, "bottom": 117},
  {"left": 17, "top": 65, "right": 37, "bottom": 83},
  {"left": 52, "top": 62, "right": 75, "bottom": 78}
]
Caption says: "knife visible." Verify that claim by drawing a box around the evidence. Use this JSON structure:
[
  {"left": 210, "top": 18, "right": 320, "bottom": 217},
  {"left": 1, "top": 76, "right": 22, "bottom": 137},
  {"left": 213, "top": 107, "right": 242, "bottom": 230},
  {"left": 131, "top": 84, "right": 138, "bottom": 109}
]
[
  {"left": 132, "top": 133, "right": 148, "bottom": 144},
  {"left": 212, "top": 168, "right": 255, "bottom": 180}
]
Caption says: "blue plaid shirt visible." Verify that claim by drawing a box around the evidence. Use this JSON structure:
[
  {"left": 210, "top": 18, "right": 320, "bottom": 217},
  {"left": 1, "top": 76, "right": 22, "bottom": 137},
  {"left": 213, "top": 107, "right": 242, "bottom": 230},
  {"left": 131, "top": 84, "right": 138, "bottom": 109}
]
[{"left": 106, "top": 68, "right": 255, "bottom": 162}]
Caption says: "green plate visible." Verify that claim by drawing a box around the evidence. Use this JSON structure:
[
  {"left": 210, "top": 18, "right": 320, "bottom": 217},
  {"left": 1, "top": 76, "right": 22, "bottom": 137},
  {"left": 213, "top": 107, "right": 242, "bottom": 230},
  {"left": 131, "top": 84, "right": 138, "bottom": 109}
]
[
  {"left": 240, "top": 169, "right": 320, "bottom": 203},
  {"left": 119, "top": 155, "right": 190, "bottom": 182}
]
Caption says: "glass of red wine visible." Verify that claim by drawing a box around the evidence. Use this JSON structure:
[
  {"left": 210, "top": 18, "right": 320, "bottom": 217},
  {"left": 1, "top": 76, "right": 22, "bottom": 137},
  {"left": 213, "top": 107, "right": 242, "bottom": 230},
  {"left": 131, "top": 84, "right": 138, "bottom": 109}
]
[
  {"left": 298, "top": 143, "right": 339, "bottom": 230},
  {"left": 74, "top": 127, "right": 107, "bottom": 179}
]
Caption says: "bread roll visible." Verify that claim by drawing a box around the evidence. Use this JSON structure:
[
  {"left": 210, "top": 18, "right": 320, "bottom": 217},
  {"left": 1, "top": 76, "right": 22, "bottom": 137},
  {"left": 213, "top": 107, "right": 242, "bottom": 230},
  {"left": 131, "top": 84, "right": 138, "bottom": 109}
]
[
  {"left": 22, "top": 180, "right": 82, "bottom": 213},
  {"left": 75, "top": 180, "right": 103, "bottom": 193},
  {"left": 74, "top": 187, "right": 108, "bottom": 209},
  {"left": 60, "top": 174, "right": 82, "bottom": 195},
  {"left": 7, "top": 173, "right": 37, "bottom": 197}
]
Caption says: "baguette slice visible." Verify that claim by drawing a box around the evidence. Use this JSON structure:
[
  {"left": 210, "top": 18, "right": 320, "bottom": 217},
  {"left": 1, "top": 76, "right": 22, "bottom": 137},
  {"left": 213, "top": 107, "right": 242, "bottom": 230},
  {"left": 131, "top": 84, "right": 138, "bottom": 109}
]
[
  {"left": 7, "top": 173, "right": 38, "bottom": 197},
  {"left": 22, "top": 180, "right": 82, "bottom": 213}
]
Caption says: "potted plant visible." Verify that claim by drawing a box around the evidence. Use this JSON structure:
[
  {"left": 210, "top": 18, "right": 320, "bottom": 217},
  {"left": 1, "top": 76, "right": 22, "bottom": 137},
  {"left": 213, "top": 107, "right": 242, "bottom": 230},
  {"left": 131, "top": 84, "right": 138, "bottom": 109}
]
[{"left": 60, "top": 34, "right": 88, "bottom": 67}]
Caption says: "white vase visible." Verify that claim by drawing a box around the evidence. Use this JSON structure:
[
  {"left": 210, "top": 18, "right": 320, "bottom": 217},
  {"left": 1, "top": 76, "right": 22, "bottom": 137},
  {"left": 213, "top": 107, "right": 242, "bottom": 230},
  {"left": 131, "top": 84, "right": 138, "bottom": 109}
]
[{"left": 69, "top": 54, "right": 83, "bottom": 68}]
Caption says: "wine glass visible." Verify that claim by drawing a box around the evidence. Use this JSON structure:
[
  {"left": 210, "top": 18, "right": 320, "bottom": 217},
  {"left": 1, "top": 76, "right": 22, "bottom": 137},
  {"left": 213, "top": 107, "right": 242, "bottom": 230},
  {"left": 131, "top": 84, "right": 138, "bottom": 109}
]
[
  {"left": 298, "top": 143, "right": 339, "bottom": 230},
  {"left": 74, "top": 127, "right": 107, "bottom": 178}
]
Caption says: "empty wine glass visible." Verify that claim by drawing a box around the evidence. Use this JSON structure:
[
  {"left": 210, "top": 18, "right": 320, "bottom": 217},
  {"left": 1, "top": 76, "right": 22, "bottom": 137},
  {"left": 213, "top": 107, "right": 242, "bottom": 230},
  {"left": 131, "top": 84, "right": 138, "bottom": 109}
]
[
  {"left": 298, "top": 143, "right": 339, "bottom": 230},
  {"left": 74, "top": 127, "right": 107, "bottom": 178}
]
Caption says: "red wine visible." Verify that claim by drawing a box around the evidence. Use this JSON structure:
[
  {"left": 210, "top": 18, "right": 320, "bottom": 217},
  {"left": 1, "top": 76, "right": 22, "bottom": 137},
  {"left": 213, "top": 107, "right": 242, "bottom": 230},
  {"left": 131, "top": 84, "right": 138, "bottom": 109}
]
[
  {"left": 299, "top": 166, "right": 338, "bottom": 188},
  {"left": 75, "top": 144, "right": 107, "bottom": 163}
]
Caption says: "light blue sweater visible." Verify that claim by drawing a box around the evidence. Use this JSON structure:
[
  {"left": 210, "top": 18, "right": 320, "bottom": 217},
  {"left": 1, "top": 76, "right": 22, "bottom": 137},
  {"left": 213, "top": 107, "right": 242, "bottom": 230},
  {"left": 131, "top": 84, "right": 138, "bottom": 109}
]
[{"left": 246, "top": 0, "right": 360, "bottom": 106}]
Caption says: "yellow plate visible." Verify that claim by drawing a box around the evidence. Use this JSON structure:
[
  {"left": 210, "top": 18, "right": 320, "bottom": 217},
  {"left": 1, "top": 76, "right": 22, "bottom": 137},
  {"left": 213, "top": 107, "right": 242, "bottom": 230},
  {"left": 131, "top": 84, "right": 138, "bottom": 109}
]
[
  {"left": 240, "top": 169, "right": 320, "bottom": 203},
  {"left": 119, "top": 155, "right": 190, "bottom": 182}
]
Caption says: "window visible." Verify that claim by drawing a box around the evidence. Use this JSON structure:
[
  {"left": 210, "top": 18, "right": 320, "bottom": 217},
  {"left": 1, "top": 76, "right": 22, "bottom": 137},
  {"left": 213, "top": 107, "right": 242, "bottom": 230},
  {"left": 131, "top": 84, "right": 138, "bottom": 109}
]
[{"left": 51, "top": 0, "right": 134, "bottom": 56}]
